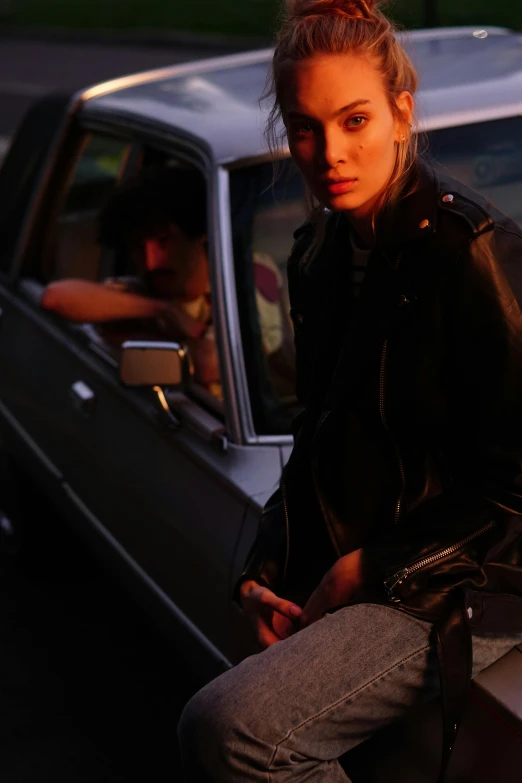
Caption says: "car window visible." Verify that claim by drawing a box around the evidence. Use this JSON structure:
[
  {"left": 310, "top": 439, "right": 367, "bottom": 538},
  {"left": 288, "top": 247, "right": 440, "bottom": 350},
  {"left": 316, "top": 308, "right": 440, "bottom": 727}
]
[
  {"left": 96, "top": 153, "right": 222, "bottom": 407},
  {"left": 231, "top": 116, "right": 522, "bottom": 437},
  {"left": 45, "top": 133, "right": 131, "bottom": 283},
  {"left": 230, "top": 159, "right": 307, "bottom": 435},
  {"left": 35, "top": 136, "right": 223, "bottom": 413},
  {"left": 428, "top": 116, "right": 522, "bottom": 227}
]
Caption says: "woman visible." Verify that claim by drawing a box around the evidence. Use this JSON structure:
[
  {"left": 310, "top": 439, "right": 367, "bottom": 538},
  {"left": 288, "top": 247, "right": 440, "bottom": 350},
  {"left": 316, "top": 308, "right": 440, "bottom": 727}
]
[{"left": 179, "top": 1, "right": 522, "bottom": 780}]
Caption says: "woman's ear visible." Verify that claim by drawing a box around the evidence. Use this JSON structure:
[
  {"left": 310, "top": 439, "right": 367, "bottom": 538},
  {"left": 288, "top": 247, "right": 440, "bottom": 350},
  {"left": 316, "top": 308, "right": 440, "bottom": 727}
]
[{"left": 394, "top": 91, "right": 414, "bottom": 141}]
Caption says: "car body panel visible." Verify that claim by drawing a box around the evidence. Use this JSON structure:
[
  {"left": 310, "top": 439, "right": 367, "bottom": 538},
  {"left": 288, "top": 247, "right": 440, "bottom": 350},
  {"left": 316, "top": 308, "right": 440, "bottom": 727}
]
[{"left": 81, "top": 29, "right": 522, "bottom": 164}]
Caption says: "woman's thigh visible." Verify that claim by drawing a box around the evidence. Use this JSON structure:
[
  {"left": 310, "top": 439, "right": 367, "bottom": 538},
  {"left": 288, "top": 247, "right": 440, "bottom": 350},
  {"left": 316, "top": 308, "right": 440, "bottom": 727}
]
[
  {"left": 179, "top": 604, "right": 435, "bottom": 782},
  {"left": 178, "top": 603, "right": 522, "bottom": 783}
]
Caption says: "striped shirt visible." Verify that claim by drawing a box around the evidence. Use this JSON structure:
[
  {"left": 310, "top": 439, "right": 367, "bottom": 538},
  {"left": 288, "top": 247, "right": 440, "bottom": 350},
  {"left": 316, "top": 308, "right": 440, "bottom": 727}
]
[{"left": 349, "top": 232, "right": 373, "bottom": 298}]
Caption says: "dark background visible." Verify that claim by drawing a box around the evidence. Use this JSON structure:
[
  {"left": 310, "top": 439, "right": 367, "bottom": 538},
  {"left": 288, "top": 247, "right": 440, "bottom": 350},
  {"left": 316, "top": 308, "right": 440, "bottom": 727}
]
[{"left": 0, "top": 477, "right": 205, "bottom": 782}]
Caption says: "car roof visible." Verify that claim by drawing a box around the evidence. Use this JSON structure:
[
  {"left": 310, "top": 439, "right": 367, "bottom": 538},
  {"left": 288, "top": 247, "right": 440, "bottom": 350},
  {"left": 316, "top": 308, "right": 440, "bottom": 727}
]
[{"left": 81, "top": 26, "right": 522, "bottom": 166}]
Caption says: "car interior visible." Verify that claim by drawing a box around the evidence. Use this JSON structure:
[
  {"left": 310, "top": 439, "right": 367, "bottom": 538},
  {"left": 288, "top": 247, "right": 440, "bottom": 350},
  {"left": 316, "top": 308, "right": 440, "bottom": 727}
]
[{"left": 28, "top": 131, "right": 225, "bottom": 411}]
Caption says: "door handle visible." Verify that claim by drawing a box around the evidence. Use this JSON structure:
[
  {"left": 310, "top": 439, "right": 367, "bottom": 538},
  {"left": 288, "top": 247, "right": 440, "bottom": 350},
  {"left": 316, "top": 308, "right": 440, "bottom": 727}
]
[
  {"left": 70, "top": 380, "right": 96, "bottom": 415},
  {"left": 152, "top": 385, "right": 181, "bottom": 431}
]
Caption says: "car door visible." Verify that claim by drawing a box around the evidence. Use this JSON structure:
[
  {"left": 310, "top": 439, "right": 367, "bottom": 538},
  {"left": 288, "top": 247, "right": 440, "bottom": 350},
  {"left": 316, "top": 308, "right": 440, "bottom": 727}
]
[
  {"left": 2, "top": 114, "right": 278, "bottom": 669},
  {"left": 54, "top": 134, "right": 284, "bottom": 667},
  {"left": 0, "top": 99, "right": 133, "bottom": 491}
]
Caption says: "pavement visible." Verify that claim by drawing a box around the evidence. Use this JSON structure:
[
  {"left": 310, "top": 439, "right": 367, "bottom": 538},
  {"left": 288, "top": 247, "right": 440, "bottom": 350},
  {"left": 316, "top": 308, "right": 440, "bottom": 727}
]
[{"left": 0, "top": 484, "right": 200, "bottom": 782}]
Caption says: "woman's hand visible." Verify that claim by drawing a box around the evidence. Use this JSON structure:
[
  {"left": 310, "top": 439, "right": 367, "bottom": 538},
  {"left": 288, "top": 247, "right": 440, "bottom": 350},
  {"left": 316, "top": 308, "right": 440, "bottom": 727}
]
[
  {"left": 300, "top": 549, "right": 365, "bottom": 628},
  {"left": 239, "top": 579, "right": 303, "bottom": 649}
]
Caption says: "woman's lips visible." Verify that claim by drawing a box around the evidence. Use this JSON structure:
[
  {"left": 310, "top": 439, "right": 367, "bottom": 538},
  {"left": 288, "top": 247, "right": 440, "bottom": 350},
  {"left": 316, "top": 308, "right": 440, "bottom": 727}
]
[{"left": 326, "top": 179, "right": 357, "bottom": 195}]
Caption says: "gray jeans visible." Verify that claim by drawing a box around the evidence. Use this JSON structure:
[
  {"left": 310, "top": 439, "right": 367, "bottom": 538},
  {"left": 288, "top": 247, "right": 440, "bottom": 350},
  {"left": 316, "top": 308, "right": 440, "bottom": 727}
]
[{"left": 178, "top": 603, "right": 522, "bottom": 782}]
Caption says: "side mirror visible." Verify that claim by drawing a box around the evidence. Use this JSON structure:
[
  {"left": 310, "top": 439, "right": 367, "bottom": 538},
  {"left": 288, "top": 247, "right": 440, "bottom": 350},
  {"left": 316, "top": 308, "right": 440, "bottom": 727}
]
[{"left": 120, "top": 341, "right": 187, "bottom": 387}]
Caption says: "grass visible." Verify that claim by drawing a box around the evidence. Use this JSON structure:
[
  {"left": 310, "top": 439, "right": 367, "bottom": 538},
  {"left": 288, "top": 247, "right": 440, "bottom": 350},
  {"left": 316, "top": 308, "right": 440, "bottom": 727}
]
[
  {"left": 3, "top": 0, "right": 522, "bottom": 38},
  {"left": 3, "top": 0, "right": 282, "bottom": 37}
]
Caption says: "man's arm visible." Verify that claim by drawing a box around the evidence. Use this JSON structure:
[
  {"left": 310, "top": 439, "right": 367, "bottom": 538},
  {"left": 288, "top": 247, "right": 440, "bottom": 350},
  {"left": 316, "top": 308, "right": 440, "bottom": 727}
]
[
  {"left": 41, "top": 279, "right": 208, "bottom": 339},
  {"left": 41, "top": 279, "right": 165, "bottom": 323}
]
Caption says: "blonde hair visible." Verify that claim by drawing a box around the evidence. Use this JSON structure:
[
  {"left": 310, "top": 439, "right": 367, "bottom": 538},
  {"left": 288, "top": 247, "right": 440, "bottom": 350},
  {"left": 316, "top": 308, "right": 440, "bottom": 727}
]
[{"left": 265, "top": 0, "right": 420, "bottom": 243}]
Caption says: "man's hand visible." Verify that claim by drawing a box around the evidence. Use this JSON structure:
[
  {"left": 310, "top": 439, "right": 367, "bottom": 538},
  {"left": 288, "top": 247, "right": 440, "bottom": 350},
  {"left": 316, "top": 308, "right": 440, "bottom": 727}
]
[
  {"left": 300, "top": 549, "right": 364, "bottom": 628},
  {"left": 185, "top": 337, "right": 220, "bottom": 387},
  {"left": 156, "top": 301, "right": 207, "bottom": 339},
  {"left": 239, "top": 580, "right": 303, "bottom": 649}
]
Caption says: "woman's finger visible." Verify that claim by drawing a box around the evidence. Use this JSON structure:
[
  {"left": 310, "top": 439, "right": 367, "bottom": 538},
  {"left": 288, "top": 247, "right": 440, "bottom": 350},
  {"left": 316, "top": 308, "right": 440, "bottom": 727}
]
[
  {"left": 256, "top": 618, "right": 283, "bottom": 649},
  {"left": 254, "top": 588, "right": 302, "bottom": 620},
  {"left": 301, "top": 585, "right": 327, "bottom": 627},
  {"left": 272, "top": 612, "right": 298, "bottom": 640}
]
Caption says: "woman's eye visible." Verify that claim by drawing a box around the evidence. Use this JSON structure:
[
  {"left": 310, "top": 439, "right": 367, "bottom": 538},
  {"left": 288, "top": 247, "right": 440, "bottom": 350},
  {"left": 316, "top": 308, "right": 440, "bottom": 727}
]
[
  {"left": 293, "top": 123, "right": 313, "bottom": 135},
  {"left": 346, "top": 116, "right": 366, "bottom": 128}
]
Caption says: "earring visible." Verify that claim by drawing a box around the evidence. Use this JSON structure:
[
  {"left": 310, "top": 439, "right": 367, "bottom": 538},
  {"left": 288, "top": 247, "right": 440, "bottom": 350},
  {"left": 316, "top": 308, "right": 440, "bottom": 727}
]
[{"left": 400, "top": 134, "right": 406, "bottom": 142}]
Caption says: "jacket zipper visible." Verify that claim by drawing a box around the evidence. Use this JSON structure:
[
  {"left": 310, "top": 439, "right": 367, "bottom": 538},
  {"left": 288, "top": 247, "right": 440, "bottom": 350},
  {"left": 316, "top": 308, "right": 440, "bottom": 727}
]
[{"left": 384, "top": 520, "right": 496, "bottom": 603}]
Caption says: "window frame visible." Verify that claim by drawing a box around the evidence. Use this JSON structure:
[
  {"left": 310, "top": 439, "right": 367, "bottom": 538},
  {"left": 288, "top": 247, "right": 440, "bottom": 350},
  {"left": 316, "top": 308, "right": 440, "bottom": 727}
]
[
  {"left": 13, "top": 117, "right": 134, "bottom": 284},
  {"left": 218, "top": 161, "right": 296, "bottom": 446},
  {"left": 0, "top": 94, "right": 81, "bottom": 283},
  {"left": 225, "top": 155, "right": 308, "bottom": 446},
  {"left": 11, "top": 109, "right": 237, "bottom": 429},
  {"left": 41, "top": 130, "right": 133, "bottom": 284}
]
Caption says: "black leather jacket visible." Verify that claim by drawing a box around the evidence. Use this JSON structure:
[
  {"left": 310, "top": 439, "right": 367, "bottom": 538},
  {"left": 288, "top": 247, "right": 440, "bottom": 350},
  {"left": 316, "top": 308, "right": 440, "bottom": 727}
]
[{"left": 239, "top": 159, "right": 522, "bottom": 778}]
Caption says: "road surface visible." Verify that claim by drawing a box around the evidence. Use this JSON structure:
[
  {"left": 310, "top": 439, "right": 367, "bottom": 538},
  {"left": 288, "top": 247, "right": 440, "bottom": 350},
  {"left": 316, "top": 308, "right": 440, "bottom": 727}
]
[
  {"left": 0, "top": 501, "right": 200, "bottom": 782},
  {"left": 0, "top": 31, "right": 244, "bottom": 154}
]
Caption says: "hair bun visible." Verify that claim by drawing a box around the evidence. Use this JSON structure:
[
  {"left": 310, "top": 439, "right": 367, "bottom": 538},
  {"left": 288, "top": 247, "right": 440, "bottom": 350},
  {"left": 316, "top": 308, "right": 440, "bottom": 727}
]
[{"left": 287, "top": 0, "right": 378, "bottom": 21}]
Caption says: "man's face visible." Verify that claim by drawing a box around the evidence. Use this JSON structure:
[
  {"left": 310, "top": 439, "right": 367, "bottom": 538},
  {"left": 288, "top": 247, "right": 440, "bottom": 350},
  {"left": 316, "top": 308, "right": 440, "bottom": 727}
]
[{"left": 138, "top": 223, "right": 209, "bottom": 301}]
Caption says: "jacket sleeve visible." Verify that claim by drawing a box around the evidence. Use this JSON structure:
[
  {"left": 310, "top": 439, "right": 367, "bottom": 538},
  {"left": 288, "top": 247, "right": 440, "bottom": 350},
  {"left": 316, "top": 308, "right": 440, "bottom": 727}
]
[{"left": 363, "top": 221, "right": 522, "bottom": 589}]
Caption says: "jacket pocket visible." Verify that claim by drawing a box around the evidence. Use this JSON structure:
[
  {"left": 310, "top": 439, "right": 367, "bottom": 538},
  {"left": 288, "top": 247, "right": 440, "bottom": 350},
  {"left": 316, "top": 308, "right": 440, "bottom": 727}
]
[
  {"left": 465, "top": 589, "right": 522, "bottom": 635},
  {"left": 384, "top": 521, "right": 497, "bottom": 602}
]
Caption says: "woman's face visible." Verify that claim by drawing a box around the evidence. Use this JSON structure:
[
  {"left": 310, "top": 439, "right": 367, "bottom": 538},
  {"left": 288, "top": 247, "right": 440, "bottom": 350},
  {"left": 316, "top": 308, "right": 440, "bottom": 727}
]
[{"left": 282, "top": 53, "right": 413, "bottom": 220}]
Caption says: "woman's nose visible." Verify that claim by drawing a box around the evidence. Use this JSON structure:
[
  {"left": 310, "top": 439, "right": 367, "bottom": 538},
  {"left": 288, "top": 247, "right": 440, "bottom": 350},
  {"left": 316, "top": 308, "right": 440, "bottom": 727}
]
[{"left": 322, "top": 129, "right": 347, "bottom": 168}]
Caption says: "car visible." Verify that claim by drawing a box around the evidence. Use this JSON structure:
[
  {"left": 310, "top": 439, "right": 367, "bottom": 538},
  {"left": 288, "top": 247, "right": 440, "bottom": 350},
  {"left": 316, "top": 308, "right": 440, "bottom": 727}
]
[{"left": 0, "top": 24, "right": 521, "bottom": 781}]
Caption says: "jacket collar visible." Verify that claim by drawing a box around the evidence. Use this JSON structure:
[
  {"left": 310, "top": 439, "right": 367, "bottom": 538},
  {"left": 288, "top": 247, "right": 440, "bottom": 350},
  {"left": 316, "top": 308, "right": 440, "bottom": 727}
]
[{"left": 375, "top": 158, "right": 440, "bottom": 254}]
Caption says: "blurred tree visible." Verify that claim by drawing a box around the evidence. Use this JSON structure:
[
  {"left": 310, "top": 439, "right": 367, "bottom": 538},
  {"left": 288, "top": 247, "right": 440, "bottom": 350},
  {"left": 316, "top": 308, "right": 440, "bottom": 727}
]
[
  {"left": 423, "top": 0, "right": 439, "bottom": 27},
  {"left": 0, "top": 0, "right": 11, "bottom": 20}
]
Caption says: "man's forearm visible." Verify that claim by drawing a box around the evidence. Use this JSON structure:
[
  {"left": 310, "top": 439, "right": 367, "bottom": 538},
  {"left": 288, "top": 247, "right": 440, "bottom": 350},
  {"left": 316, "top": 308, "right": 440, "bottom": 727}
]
[{"left": 41, "top": 280, "right": 165, "bottom": 323}]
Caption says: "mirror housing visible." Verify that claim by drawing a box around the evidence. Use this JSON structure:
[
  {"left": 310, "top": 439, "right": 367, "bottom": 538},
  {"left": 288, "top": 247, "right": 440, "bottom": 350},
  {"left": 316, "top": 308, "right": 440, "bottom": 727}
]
[{"left": 120, "top": 341, "right": 186, "bottom": 387}]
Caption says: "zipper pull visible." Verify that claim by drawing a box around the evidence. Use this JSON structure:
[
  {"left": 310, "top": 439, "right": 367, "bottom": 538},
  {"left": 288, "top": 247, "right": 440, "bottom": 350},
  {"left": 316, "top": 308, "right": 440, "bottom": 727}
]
[{"left": 384, "top": 567, "right": 409, "bottom": 603}]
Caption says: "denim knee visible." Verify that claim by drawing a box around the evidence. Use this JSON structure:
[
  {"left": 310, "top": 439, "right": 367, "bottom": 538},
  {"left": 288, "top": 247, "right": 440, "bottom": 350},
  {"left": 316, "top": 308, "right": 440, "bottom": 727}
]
[
  {"left": 178, "top": 689, "right": 214, "bottom": 764},
  {"left": 178, "top": 683, "right": 238, "bottom": 779}
]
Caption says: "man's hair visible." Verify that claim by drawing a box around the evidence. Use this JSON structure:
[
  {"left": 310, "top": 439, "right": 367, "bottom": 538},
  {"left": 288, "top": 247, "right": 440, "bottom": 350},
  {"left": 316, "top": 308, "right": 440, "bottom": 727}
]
[{"left": 99, "top": 166, "right": 207, "bottom": 250}]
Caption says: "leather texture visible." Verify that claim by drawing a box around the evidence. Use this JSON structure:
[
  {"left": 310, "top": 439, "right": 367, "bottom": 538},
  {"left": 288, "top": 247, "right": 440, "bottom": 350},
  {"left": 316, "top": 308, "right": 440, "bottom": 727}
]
[
  {"left": 237, "top": 159, "right": 522, "bottom": 779},
  {"left": 240, "top": 159, "right": 522, "bottom": 615}
]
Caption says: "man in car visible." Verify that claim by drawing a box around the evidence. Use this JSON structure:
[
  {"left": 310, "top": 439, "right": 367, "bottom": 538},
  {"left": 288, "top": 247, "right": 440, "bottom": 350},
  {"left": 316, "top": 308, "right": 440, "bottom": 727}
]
[
  {"left": 41, "top": 166, "right": 221, "bottom": 393},
  {"left": 42, "top": 165, "right": 288, "bottom": 399}
]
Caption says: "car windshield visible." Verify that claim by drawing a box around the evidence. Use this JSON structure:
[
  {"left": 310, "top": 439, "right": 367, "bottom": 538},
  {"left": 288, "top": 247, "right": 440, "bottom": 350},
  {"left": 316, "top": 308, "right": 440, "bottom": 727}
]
[{"left": 230, "top": 115, "right": 522, "bottom": 436}]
